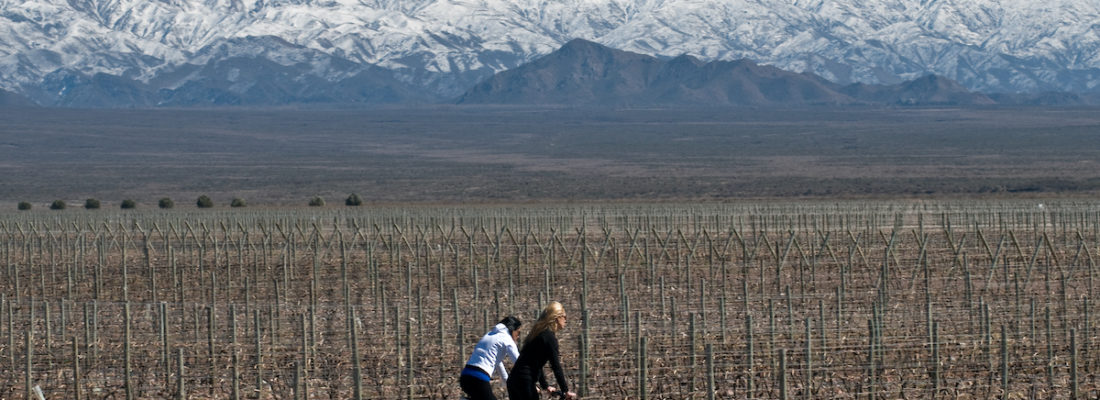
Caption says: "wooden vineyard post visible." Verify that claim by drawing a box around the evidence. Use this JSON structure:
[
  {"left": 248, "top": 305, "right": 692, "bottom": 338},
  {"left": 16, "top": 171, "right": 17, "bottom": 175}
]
[
  {"left": 1001, "top": 324, "right": 1008, "bottom": 397},
  {"left": 457, "top": 325, "right": 465, "bottom": 365},
  {"left": 171, "top": 245, "right": 181, "bottom": 306},
  {"left": 269, "top": 304, "right": 278, "bottom": 360},
  {"left": 578, "top": 333, "right": 587, "bottom": 397},
  {"left": 146, "top": 240, "right": 157, "bottom": 305},
  {"left": 805, "top": 317, "right": 813, "bottom": 399},
  {"left": 699, "top": 279, "right": 707, "bottom": 337},
  {"left": 1046, "top": 307, "right": 1054, "bottom": 391},
  {"left": 818, "top": 300, "right": 826, "bottom": 358},
  {"left": 706, "top": 344, "right": 715, "bottom": 400},
  {"left": 836, "top": 287, "right": 842, "bottom": 346},
  {"left": 406, "top": 318, "right": 413, "bottom": 400},
  {"left": 8, "top": 300, "right": 14, "bottom": 379},
  {"left": 720, "top": 296, "right": 727, "bottom": 344},
  {"left": 72, "top": 339, "right": 81, "bottom": 400},
  {"left": 660, "top": 277, "right": 667, "bottom": 329},
  {"left": 786, "top": 286, "right": 794, "bottom": 336},
  {"left": 437, "top": 289, "right": 445, "bottom": 375},
  {"left": 690, "top": 313, "right": 697, "bottom": 392},
  {"left": 543, "top": 268, "right": 551, "bottom": 310},
  {"left": 207, "top": 305, "right": 215, "bottom": 396},
  {"left": 639, "top": 336, "right": 647, "bottom": 400},
  {"left": 122, "top": 243, "right": 129, "bottom": 302},
  {"left": 82, "top": 302, "right": 92, "bottom": 371},
  {"left": 620, "top": 274, "right": 628, "bottom": 334},
  {"left": 779, "top": 348, "right": 788, "bottom": 400},
  {"left": 25, "top": 329, "right": 32, "bottom": 400},
  {"left": 231, "top": 304, "right": 240, "bottom": 400},
  {"left": 1029, "top": 300, "right": 1036, "bottom": 347},
  {"left": 309, "top": 304, "right": 317, "bottom": 378},
  {"left": 294, "top": 362, "right": 302, "bottom": 400},
  {"left": 254, "top": 309, "right": 263, "bottom": 398},
  {"left": 746, "top": 314, "right": 754, "bottom": 398},
  {"left": 1084, "top": 297, "right": 1091, "bottom": 372},
  {"left": 125, "top": 302, "right": 133, "bottom": 400},
  {"left": 874, "top": 303, "right": 884, "bottom": 372},
  {"left": 482, "top": 309, "right": 489, "bottom": 341},
  {"left": 768, "top": 300, "right": 775, "bottom": 362},
  {"left": 160, "top": 302, "right": 169, "bottom": 381},
  {"left": 452, "top": 289, "right": 459, "bottom": 336},
  {"left": 868, "top": 319, "right": 875, "bottom": 400},
  {"left": 473, "top": 266, "right": 480, "bottom": 304},
  {"left": 1071, "top": 328, "right": 1078, "bottom": 400},
  {"left": 671, "top": 297, "right": 678, "bottom": 345},
  {"left": 932, "top": 321, "right": 940, "bottom": 397},
  {"left": 580, "top": 308, "right": 590, "bottom": 396},
  {"left": 352, "top": 308, "right": 363, "bottom": 400},
  {"left": 244, "top": 278, "right": 251, "bottom": 332},
  {"left": 44, "top": 301, "right": 51, "bottom": 372},
  {"left": 633, "top": 310, "right": 641, "bottom": 364},
  {"left": 990, "top": 301, "right": 998, "bottom": 391},
  {"left": 177, "top": 348, "right": 185, "bottom": 400},
  {"left": 300, "top": 313, "right": 310, "bottom": 397}
]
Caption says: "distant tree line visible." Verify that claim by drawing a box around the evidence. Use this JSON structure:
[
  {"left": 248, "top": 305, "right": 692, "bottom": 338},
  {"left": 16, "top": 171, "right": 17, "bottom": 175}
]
[{"left": 15, "top": 194, "right": 369, "bottom": 210}]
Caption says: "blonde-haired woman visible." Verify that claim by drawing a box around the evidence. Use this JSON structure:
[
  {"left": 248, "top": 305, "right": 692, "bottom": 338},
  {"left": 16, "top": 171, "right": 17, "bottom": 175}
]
[{"left": 507, "top": 301, "right": 577, "bottom": 400}]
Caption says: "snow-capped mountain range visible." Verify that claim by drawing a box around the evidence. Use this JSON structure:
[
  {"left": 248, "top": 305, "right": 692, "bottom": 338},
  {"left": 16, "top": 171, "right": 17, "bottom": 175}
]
[{"left": 2, "top": 0, "right": 1098, "bottom": 106}]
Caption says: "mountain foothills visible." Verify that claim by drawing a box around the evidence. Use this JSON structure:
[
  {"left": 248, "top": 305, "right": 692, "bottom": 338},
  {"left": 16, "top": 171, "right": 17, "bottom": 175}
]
[
  {"left": 459, "top": 39, "right": 998, "bottom": 106},
  {"left": 2, "top": 0, "right": 1099, "bottom": 107},
  {"left": 0, "top": 88, "right": 33, "bottom": 106}
]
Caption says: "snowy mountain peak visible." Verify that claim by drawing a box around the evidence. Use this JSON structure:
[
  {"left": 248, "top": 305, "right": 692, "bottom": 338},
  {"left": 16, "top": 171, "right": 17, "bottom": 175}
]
[{"left": 2, "top": 0, "right": 1099, "bottom": 106}]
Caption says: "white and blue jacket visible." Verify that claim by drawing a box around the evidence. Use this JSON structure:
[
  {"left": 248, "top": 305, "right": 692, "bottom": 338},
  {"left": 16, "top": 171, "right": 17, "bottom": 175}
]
[{"left": 462, "top": 323, "right": 520, "bottom": 383}]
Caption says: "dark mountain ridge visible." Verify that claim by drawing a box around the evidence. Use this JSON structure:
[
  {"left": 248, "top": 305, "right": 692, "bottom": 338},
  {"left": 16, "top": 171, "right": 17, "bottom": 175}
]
[{"left": 459, "top": 39, "right": 998, "bottom": 107}]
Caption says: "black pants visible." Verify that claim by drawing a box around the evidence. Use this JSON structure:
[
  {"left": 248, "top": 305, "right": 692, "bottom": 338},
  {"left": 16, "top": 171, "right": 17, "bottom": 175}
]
[
  {"left": 460, "top": 374, "right": 497, "bottom": 400},
  {"left": 506, "top": 374, "right": 539, "bottom": 400}
]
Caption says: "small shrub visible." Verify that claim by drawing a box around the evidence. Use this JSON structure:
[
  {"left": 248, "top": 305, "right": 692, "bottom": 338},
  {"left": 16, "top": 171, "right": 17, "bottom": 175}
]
[
  {"left": 158, "top": 198, "right": 174, "bottom": 209},
  {"left": 230, "top": 198, "right": 247, "bottom": 208},
  {"left": 50, "top": 200, "right": 66, "bottom": 210},
  {"left": 196, "top": 195, "right": 214, "bottom": 208},
  {"left": 345, "top": 193, "right": 363, "bottom": 206},
  {"left": 17, "top": 202, "right": 31, "bottom": 211},
  {"left": 309, "top": 197, "right": 326, "bottom": 207},
  {"left": 84, "top": 198, "right": 101, "bottom": 209},
  {"left": 120, "top": 199, "right": 137, "bottom": 209}
]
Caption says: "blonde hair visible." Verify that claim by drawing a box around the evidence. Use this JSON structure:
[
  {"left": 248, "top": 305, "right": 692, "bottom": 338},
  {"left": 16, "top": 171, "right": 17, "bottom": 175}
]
[{"left": 523, "top": 301, "right": 565, "bottom": 346}]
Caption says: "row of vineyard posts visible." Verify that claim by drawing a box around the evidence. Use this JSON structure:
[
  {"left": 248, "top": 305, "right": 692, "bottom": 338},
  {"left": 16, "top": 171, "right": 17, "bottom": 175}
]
[{"left": 0, "top": 201, "right": 1098, "bottom": 398}]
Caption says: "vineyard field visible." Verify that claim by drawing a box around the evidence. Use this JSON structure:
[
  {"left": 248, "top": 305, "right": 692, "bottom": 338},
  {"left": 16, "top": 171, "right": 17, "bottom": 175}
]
[{"left": 1, "top": 200, "right": 1099, "bottom": 399}]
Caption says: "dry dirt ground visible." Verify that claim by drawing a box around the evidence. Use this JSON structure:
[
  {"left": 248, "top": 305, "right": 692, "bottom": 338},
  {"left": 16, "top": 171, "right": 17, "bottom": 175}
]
[{"left": 3, "top": 106, "right": 1100, "bottom": 207}]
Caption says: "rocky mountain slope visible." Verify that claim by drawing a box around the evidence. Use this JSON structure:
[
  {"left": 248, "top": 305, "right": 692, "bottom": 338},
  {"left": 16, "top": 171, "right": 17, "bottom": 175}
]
[
  {"left": 459, "top": 39, "right": 994, "bottom": 106},
  {"left": 1, "top": 0, "right": 1098, "bottom": 106}
]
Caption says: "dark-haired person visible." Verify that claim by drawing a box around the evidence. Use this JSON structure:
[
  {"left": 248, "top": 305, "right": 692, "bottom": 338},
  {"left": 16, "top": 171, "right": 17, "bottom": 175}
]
[
  {"left": 507, "top": 301, "right": 577, "bottom": 400},
  {"left": 461, "top": 316, "right": 523, "bottom": 400}
]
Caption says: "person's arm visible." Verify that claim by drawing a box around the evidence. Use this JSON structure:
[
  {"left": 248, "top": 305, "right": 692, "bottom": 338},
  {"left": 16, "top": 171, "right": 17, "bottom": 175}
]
[
  {"left": 547, "top": 332, "right": 569, "bottom": 394},
  {"left": 496, "top": 360, "right": 509, "bottom": 382},
  {"left": 537, "top": 366, "right": 549, "bottom": 390},
  {"left": 506, "top": 339, "right": 520, "bottom": 363},
  {"left": 498, "top": 338, "right": 519, "bottom": 382}
]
